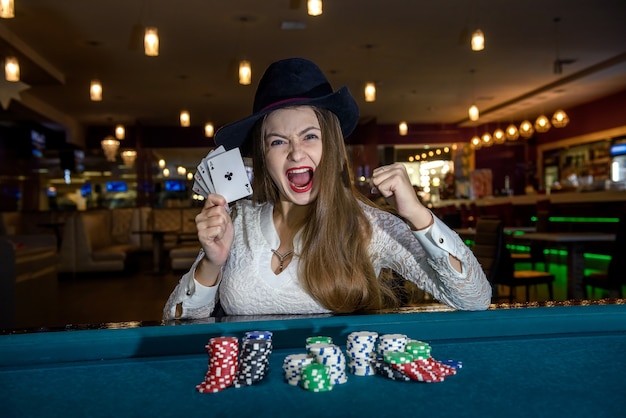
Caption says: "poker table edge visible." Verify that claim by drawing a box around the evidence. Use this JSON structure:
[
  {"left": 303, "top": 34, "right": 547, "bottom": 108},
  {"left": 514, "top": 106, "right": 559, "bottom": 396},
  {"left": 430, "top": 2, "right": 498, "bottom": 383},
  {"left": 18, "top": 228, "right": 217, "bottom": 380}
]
[{"left": 1, "top": 304, "right": 624, "bottom": 369}]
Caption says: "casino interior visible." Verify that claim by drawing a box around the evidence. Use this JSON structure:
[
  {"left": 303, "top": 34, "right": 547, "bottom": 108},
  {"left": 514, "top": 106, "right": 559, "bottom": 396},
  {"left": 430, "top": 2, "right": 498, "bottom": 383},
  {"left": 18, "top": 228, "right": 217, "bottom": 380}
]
[{"left": 1, "top": 1, "right": 626, "bottom": 332}]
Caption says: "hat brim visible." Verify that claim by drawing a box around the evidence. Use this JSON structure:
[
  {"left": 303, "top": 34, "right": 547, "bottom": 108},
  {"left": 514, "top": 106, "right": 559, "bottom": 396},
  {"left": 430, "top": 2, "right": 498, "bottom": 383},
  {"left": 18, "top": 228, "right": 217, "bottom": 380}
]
[{"left": 214, "top": 86, "right": 359, "bottom": 153}]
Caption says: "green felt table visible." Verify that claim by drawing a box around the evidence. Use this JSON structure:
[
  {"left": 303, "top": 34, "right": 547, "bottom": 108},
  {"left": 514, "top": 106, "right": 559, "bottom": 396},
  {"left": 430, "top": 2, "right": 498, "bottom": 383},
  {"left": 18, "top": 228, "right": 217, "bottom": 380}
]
[{"left": 1, "top": 304, "right": 625, "bottom": 418}]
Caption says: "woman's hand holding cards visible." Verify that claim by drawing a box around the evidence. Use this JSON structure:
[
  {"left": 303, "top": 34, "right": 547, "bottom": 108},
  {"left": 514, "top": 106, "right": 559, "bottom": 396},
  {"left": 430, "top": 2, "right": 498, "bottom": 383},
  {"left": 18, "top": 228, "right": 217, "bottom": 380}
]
[{"left": 194, "top": 194, "right": 234, "bottom": 287}]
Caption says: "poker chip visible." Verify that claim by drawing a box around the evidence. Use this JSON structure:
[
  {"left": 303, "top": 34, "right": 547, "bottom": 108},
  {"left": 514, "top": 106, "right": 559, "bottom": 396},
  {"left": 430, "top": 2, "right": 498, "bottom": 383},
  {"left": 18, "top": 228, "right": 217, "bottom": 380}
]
[
  {"left": 300, "top": 363, "right": 334, "bottom": 392},
  {"left": 346, "top": 331, "right": 378, "bottom": 376},
  {"left": 377, "top": 333, "right": 408, "bottom": 356},
  {"left": 197, "top": 331, "right": 273, "bottom": 393},
  {"left": 373, "top": 358, "right": 412, "bottom": 382}
]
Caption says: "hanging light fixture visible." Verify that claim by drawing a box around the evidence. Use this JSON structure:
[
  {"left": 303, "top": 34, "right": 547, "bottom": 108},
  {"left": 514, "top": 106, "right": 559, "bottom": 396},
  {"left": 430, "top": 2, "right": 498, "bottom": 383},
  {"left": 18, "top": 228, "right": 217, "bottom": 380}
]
[
  {"left": 101, "top": 136, "right": 119, "bottom": 162},
  {"left": 519, "top": 120, "right": 534, "bottom": 138},
  {"left": 471, "top": 135, "right": 482, "bottom": 149},
  {"left": 144, "top": 27, "right": 159, "bottom": 56},
  {"left": 398, "top": 121, "right": 408, "bottom": 136},
  {"left": 493, "top": 128, "right": 506, "bottom": 144},
  {"left": 162, "top": 167, "right": 170, "bottom": 177},
  {"left": 115, "top": 124, "right": 125, "bottom": 140},
  {"left": 180, "top": 110, "right": 190, "bottom": 127},
  {"left": 90, "top": 79, "right": 102, "bottom": 101},
  {"left": 505, "top": 124, "right": 519, "bottom": 141},
  {"left": 534, "top": 114, "right": 551, "bottom": 133},
  {"left": 121, "top": 150, "right": 137, "bottom": 168},
  {"left": 364, "top": 82, "right": 376, "bottom": 102},
  {"left": 4, "top": 56, "right": 19, "bottom": 81},
  {"left": 239, "top": 60, "right": 252, "bottom": 85},
  {"left": 551, "top": 109, "right": 569, "bottom": 128},
  {"left": 158, "top": 159, "right": 166, "bottom": 169},
  {"left": 481, "top": 132, "right": 493, "bottom": 147},
  {"left": 471, "top": 29, "right": 485, "bottom": 51},
  {"left": 204, "top": 122, "right": 214, "bottom": 137},
  {"left": 0, "top": 0, "right": 14, "bottom": 19},
  {"left": 307, "top": 0, "right": 323, "bottom": 16},
  {"left": 468, "top": 104, "right": 479, "bottom": 121},
  {"left": 177, "top": 166, "right": 187, "bottom": 176}
]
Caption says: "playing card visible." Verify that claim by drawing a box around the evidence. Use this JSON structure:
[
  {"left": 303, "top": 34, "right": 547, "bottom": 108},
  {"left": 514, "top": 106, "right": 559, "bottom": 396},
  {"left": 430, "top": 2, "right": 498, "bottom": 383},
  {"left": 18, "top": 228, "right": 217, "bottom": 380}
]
[
  {"left": 207, "top": 147, "right": 253, "bottom": 203},
  {"left": 197, "top": 157, "right": 215, "bottom": 195}
]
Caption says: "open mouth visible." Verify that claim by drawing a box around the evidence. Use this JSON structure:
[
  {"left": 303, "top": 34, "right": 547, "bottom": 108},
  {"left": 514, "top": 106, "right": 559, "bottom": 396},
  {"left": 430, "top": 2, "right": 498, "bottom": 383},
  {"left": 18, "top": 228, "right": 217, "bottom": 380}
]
[{"left": 286, "top": 167, "right": 314, "bottom": 193}]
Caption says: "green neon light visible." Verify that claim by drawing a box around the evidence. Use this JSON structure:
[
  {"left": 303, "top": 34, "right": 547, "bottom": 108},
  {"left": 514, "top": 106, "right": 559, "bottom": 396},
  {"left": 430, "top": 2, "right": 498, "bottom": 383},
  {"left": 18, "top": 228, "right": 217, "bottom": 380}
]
[
  {"left": 505, "top": 244, "right": 612, "bottom": 261},
  {"left": 529, "top": 216, "right": 619, "bottom": 223}
]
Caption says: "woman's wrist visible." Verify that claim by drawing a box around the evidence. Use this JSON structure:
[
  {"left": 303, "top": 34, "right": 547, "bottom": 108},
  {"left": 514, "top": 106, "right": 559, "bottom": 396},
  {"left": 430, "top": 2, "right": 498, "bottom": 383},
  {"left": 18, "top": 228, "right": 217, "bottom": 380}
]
[{"left": 194, "top": 257, "right": 222, "bottom": 287}]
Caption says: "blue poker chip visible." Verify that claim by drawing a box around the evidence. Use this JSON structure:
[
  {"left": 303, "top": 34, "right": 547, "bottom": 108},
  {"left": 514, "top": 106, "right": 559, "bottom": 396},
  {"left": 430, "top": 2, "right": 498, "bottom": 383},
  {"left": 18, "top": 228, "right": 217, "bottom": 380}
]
[{"left": 439, "top": 360, "right": 463, "bottom": 369}]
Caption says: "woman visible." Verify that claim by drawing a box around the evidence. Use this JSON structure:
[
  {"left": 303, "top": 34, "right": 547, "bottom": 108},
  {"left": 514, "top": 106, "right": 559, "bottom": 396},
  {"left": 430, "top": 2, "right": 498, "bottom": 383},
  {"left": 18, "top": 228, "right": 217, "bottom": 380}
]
[{"left": 164, "top": 58, "right": 491, "bottom": 320}]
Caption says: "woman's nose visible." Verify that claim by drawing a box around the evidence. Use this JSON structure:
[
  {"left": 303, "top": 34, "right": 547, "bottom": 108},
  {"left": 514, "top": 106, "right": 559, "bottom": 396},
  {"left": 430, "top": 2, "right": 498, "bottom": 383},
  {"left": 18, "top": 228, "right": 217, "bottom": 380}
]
[{"left": 288, "top": 141, "right": 305, "bottom": 161}]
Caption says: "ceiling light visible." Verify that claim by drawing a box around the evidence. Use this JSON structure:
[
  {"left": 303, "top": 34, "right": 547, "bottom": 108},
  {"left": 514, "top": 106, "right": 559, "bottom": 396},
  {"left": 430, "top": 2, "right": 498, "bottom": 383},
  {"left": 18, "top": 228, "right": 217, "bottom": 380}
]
[
  {"left": 163, "top": 168, "right": 170, "bottom": 177},
  {"left": 115, "top": 125, "right": 125, "bottom": 140},
  {"left": 121, "top": 150, "right": 137, "bottom": 168},
  {"left": 468, "top": 104, "right": 479, "bottom": 121},
  {"left": 534, "top": 115, "right": 551, "bottom": 133},
  {"left": 158, "top": 159, "right": 166, "bottom": 169},
  {"left": 177, "top": 166, "right": 187, "bottom": 176},
  {"left": 239, "top": 60, "right": 252, "bottom": 85},
  {"left": 101, "top": 136, "right": 119, "bottom": 162},
  {"left": 180, "top": 110, "right": 190, "bottom": 127},
  {"left": 90, "top": 79, "right": 102, "bottom": 101},
  {"left": 307, "top": 0, "right": 323, "bottom": 16},
  {"left": 551, "top": 109, "right": 569, "bottom": 128},
  {"left": 506, "top": 124, "right": 519, "bottom": 141},
  {"left": 481, "top": 132, "right": 493, "bottom": 147},
  {"left": 493, "top": 128, "right": 506, "bottom": 144},
  {"left": 4, "top": 56, "right": 19, "bottom": 81},
  {"left": 0, "top": 0, "right": 14, "bottom": 19},
  {"left": 144, "top": 27, "right": 159, "bottom": 56},
  {"left": 519, "top": 120, "right": 534, "bottom": 138},
  {"left": 471, "top": 29, "right": 485, "bottom": 51},
  {"left": 204, "top": 122, "right": 214, "bottom": 137},
  {"left": 471, "top": 135, "right": 482, "bottom": 149},
  {"left": 398, "top": 121, "right": 408, "bottom": 136},
  {"left": 364, "top": 82, "right": 376, "bottom": 102}
]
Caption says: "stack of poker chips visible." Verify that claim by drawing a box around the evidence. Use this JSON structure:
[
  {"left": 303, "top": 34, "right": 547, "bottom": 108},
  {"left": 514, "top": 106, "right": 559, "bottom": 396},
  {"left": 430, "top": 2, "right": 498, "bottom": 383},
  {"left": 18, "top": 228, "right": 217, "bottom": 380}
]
[
  {"left": 196, "top": 336, "right": 239, "bottom": 393},
  {"left": 233, "top": 330, "right": 273, "bottom": 388},
  {"left": 281, "top": 335, "right": 348, "bottom": 392},
  {"left": 196, "top": 331, "right": 273, "bottom": 394},
  {"left": 345, "top": 331, "right": 378, "bottom": 376}
]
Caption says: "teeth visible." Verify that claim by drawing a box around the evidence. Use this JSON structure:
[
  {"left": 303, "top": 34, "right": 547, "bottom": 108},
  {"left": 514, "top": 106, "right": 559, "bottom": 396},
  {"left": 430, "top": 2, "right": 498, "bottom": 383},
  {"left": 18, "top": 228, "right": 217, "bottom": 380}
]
[{"left": 288, "top": 168, "right": 311, "bottom": 174}]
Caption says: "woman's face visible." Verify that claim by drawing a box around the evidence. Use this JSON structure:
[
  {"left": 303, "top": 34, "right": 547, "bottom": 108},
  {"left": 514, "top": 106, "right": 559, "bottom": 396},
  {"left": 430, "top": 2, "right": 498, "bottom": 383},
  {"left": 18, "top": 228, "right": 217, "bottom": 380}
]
[{"left": 263, "top": 106, "right": 323, "bottom": 205}]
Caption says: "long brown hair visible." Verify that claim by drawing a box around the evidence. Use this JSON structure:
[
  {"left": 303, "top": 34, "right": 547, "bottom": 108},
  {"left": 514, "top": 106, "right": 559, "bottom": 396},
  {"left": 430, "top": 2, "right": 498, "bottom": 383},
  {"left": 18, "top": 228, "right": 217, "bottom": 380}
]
[{"left": 251, "top": 107, "right": 398, "bottom": 313}]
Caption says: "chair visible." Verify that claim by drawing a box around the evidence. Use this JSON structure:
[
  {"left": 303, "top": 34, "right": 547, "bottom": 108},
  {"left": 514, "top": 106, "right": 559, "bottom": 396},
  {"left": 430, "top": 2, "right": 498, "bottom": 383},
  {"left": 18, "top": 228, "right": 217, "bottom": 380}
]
[
  {"left": 474, "top": 217, "right": 555, "bottom": 303},
  {"left": 583, "top": 214, "right": 626, "bottom": 298}
]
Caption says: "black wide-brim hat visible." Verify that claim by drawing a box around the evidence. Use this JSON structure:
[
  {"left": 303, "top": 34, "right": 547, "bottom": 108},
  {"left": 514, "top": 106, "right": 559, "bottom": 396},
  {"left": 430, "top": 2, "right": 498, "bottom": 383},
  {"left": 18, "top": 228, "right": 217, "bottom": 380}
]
[{"left": 214, "top": 57, "right": 359, "bottom": 152}]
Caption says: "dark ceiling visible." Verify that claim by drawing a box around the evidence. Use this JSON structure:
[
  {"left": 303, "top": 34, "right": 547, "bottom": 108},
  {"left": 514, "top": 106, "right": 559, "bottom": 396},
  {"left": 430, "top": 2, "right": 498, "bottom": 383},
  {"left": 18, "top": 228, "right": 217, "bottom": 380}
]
[{"left": 1, "top": 0, "right": 625, "bottom": 150}]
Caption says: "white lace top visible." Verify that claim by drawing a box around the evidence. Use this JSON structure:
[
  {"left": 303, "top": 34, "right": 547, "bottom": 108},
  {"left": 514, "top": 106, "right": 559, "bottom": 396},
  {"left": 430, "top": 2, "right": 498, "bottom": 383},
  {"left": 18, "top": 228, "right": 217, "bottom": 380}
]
[{"left": 163, "top": 200, "right": 491, "bottom": 319}]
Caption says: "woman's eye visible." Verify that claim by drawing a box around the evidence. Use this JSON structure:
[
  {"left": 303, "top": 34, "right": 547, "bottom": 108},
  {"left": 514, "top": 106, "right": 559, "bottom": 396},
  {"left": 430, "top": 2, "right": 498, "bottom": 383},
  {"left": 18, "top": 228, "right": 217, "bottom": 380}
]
[
  {"left": 304, "top": 133, "right": 318, "bottom": 140},
  {"left": 269, "top": 139, "right": 285, "bottom": 146}
]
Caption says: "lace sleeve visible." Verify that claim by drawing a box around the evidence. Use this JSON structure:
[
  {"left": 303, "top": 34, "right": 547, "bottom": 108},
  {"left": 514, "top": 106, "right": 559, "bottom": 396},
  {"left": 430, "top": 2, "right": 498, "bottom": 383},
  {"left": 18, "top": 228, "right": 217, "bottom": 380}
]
[
  {"left": 366, "top": 205, "right": 491, "bottom": 311},
  {"left": 162, "top": 250, "right": 219, "bottom": 320}
]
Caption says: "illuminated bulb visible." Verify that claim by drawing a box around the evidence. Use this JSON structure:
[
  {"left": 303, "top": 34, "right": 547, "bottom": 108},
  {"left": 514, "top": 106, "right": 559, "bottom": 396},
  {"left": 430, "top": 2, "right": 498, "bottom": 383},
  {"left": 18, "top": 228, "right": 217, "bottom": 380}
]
[
  {"left": 90, "top": 79, "right": 102, "bottom": 101},
  {"left": 493, "top": 128, "right": 506, "bottom": 144},
  {"left": 398, "top": 121, "right": 408, "bottom": 136},
  {"left": 144, "top": 27, "right": 159, "bottom": 56},
  {"left": 364, "top": 82, "right": 376, "bottom": 102},
  {"left": 471, "top": 135, "right": 482, "bottom": 149},
  {"left": 0, "top": 0, "right": 14, "bottom": 19},
  {"left": 115, "top": 125, "right": 125, "bottom": 140},
  {"left": 158, "top": 159, "right": 166, "bottom": 169},
  {"left": 4, "top": 56, "right": 19, "bottom": 81},
  {"left": 180, "top": 110, "right": 190, "bottom": 127},
  {"left": 482, "top": 132, "right": 493, "bottom": 147},
  {"left": 204, "top": 122, "right": 214, "bottom": 137},
  {"left": 519, "top": 120, "right": 534, "bottom": 138},
  {"left": 468, "top": 104, "right": 479, "bottom": 121},
  {"left": 534, "top": 115, "right": 551, "bottom": 133},
  {"left": 239, "top": 60, "right": 252, "bottom": 85},
  {"left": 506, "top": 124, "right": 519, "bottom": 141},
  {"left": 163, "top": 168, "right": 170, "bottom": 177},
  {"left": 471, "top": 29, "right": 485, "bottom": 51},
  {"left": 307, "top": 0, "right": 323, "bottom": 16},
  {"left": 551, "top": 109, "right": 569, "bottom": 128}
]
